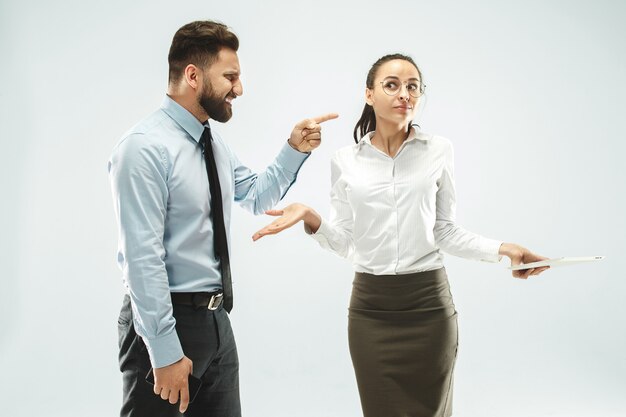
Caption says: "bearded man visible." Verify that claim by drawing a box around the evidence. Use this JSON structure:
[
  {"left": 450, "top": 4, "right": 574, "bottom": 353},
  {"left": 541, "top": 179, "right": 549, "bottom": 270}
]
[{"left": 108, "top": 20, "right": 337, "bottom": 417}]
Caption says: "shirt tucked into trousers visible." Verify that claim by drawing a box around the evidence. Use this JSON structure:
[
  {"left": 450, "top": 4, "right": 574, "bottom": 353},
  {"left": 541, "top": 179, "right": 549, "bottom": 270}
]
[{"left": 109, "top": 96, "right": 308, "bottom": 416}]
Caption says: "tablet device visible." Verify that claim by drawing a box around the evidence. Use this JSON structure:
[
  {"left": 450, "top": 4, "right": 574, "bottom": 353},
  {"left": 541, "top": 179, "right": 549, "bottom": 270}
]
[{"left": 508, "top": 256, "right": 605, "bottom": 271}]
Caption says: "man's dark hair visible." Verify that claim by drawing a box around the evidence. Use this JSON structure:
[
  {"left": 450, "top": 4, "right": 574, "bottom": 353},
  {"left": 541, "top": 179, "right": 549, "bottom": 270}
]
[{"left": 168, "top": 20, "right": 239, "bottom": 84}]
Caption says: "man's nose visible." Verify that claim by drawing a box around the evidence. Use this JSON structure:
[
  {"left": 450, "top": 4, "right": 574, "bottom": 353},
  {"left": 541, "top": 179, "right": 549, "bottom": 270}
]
[{"left": 233, "top": 80, "right": 243, "bottom": 96}]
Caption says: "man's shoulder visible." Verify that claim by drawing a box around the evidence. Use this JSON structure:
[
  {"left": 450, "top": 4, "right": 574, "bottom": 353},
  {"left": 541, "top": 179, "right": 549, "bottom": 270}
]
[
  {"left": 113, "top": 109, "right": 183, "bottom": 154},
  {"left": 121, "top": 109, "right": 172, "bottom": 142},
  {"left": 110, "top": 109, "right": 176, "bottom": 163}
]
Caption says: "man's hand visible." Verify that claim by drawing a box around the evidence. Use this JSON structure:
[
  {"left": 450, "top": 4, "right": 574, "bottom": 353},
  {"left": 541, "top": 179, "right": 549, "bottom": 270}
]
[
  {"left": 153, "top": 356, "right": 194, "bottom": 413},
  {"left": 288, "top": 113, "right": 339, "bottom": 153},
  {"left": 499, "top": 243, "right": 550, "bottom": 279}
]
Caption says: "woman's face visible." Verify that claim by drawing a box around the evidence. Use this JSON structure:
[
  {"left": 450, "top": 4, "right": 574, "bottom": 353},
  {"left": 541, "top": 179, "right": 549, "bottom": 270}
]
[{"left": 366, "top": 59, "right": 422, "bottom": 129}]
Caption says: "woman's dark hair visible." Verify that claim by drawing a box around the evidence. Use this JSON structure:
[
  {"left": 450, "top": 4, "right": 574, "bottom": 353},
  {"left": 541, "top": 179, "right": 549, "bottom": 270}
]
[
  {"left": 168, "top": 20, "right": 239, "bottom": 85},
  {"left": 353, "top": 53, "right": 423, "bottom": 143}
]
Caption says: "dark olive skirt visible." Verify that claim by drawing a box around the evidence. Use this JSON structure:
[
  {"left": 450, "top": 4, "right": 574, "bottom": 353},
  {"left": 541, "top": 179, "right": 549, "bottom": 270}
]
[{"left": 348, "top": 268, "right": 458, "bottom": 417}]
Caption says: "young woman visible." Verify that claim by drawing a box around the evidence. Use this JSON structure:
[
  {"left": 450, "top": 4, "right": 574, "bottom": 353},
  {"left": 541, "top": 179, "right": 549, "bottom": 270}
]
[{"left": 252, "top": 53, "right": 549, "bottom": 417}]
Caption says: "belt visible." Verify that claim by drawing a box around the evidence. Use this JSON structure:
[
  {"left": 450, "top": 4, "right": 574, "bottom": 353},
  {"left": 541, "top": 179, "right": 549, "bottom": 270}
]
[{"left": 171, "top": 291, "right": 224, "bottom": 310}]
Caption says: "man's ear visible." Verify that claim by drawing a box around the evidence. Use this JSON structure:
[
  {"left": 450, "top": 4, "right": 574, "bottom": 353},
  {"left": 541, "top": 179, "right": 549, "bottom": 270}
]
[{"left": 184, "top": 64, "right": 201, "bottom": 90}]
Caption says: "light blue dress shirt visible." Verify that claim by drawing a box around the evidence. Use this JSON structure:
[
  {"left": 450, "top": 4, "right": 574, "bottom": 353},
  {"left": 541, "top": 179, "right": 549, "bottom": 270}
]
[{"left": 109, "top": 96, "right": 309, "bottom": 368}]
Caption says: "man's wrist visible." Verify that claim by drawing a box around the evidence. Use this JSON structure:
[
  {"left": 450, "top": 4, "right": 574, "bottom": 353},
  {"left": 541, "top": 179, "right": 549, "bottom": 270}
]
[
  {"left": 287, "top": 138, "right": 299, "bottom": 151},
  {"left": 145, "top": 330, "right": 185, "bottom": 369}
]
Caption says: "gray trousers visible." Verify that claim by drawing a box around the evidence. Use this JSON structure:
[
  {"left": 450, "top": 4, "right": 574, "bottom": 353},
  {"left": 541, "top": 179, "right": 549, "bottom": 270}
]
[{"left": 118, "top": 294, "right": 241, "bottom": 417}]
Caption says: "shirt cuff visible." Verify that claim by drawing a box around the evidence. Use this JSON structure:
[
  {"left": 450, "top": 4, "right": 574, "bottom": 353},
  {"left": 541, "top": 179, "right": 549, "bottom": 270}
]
[
  {"left": 480, "top": 239, "right": 504, "bottom": 263},
  {"left": 306, "top": 217, "right": 332, "bottom": 242},
  {"left": 276, "top": 141, "right": 310, "bottom": 173},
  {"left": 144, "top": 329, "right": 184, "bottom": 369}
]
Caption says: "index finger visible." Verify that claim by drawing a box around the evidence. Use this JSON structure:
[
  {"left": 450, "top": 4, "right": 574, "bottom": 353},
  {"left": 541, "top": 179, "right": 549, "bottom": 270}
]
[
  {"left": 312, "top": 113, "right": 339, "bottom": 124},
  {"left": 179, "top": 385, "right": 190, "bottom": 413}
]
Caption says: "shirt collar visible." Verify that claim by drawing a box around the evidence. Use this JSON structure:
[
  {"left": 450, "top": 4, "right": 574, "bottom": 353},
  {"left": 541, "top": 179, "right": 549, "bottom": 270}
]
[
  {"left": 359, "top": 125, "right": 431, "bottom": 147},
  {"left": 160, "top": 95, "right": 207, "bottom": 144}
]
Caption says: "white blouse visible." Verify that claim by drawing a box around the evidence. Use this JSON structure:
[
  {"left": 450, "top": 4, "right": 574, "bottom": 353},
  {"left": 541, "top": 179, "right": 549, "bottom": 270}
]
[{"left": 309, "top": 128, "right": 503, "bottom": 275}]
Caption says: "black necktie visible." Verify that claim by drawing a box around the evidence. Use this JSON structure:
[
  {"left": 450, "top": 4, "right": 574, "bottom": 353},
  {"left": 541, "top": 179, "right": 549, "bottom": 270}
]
[{"left": 199, "top": 124, "right": 233, "bottom": 312}]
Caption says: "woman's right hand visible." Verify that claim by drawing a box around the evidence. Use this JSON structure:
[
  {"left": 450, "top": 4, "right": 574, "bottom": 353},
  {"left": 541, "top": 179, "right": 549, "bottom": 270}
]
[
  {"left": 252, "top": 203, "right": 322, "bottom": 241},
  {"left": 252, "top": 203, "right": 320, "bottom": 241}
]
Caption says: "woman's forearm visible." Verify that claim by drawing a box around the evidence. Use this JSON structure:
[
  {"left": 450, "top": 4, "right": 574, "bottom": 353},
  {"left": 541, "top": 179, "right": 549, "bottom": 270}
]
[
  {"left": 303, "top": 207, "right": 322, "bottom": 234},
  {"left": 498, "top": 242, "right": 524, "bottom": 258}
]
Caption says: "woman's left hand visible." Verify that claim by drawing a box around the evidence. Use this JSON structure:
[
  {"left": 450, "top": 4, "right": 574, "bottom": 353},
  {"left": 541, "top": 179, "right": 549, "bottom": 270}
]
[{"left": 499, "top": 243, "right": 550, "bottom": 279}]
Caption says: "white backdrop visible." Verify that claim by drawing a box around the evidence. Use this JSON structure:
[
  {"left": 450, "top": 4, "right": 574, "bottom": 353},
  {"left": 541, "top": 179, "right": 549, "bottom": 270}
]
[{"left": 1, "top": 1, "right": 625, "bottom": 416}]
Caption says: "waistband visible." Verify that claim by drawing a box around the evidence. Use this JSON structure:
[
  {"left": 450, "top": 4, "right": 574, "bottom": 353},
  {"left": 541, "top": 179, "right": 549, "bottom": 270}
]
[
  {"left": 355, "top": 267, "right": 446, "bottom": 283},
  {"left": 170, "top": 291, "right": 224, "bottom": 310}
]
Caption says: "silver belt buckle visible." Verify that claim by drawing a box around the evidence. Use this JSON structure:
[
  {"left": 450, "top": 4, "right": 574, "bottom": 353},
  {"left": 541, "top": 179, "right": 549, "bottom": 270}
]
[{"left": 208, "top": 293, "right": 223, "bottom": 310}]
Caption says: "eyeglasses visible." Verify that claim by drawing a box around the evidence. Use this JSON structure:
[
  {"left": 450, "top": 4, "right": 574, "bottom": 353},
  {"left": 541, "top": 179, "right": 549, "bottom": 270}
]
[{"left": 379, "top": 77, "right": 425, "bottom": 98}]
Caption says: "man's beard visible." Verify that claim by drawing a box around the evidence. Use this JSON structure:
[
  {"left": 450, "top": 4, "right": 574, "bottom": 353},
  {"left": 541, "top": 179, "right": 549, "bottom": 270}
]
[{"left": 199, "top": 80, "right": 233, "bottom": 123}]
